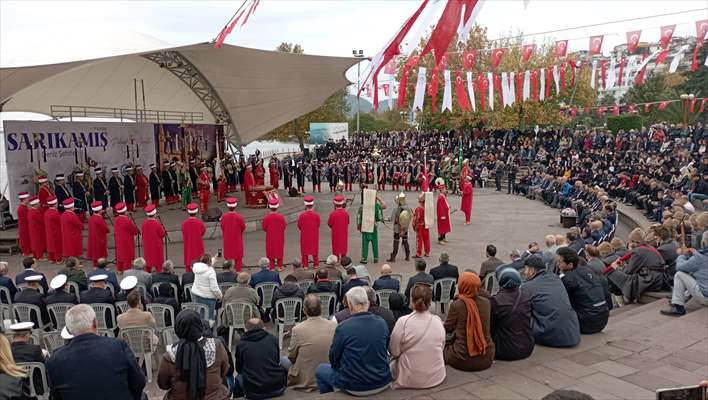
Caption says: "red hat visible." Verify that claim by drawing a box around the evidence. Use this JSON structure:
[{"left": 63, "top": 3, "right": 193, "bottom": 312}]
[
  {"left": 144, "top": 204, "right": 157, "bottom": 216},
  {"left": 18, "top": 192, "right": 30, "bottom": 200},
  {"left": 115, "top": 202, "right": 127, "bottom": 214},
  {"left": 28, "top": 196, "right": 39, "bottom": 206},
  {"left": 47, "top": 195, "right": 58, "bottom": 205},
  {"left": 226, "top": 197, "right": 238, "bottom": 208},
  {"left": 90, "top": 201, "right": 103, "bottom": 212},
  {"left": 63, "top": 198, "right": 75, "bottom": 208},
  {"left": 186, "top": 203, "right": 199, "bottom": 214},
  {"left": 268, "top": 197, "right": 280, "bottom": 209},
  {"left": 303, "top": 195, "right": 315, "bottom": 206},
  {"left": 333, "top": 194, "right": 345, "bottom": 205}
]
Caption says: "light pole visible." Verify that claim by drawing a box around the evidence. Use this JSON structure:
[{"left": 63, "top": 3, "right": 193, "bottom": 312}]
[
  {"left": 353, "top": 49, "right": 364, "bottom": 133},
  {"left": 680, "top": 93, "right": 695, "bottom": 127}
]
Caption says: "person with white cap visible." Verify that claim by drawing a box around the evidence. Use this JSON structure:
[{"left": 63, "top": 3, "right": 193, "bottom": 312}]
[
  {"left": 37, "top": 175, "right": 51, "bottom": 212},
  {"left": 124, "top": 165, "right": 136, "bottom": 212},
  {"left": 16, "top": 191, "right": 31, "bottom": 256},
  {"left": 262, "top": 197, "right": 286, "bottom": 271},
  {"left": 60, "top": 198, "right": 84, "bottom": 258},
  {"left": 9, "top": 320, "right": 46, "bottom": 395},
  {"left": 141, "top": 204, "right": 165, "bottom": 273},
  {"left": 327, "top": 194, "right": 349, "bottom": 262},
  {"left": 108, "top": 167, "right": 124, "bottom": 215},
  {"left": 148, "top": 163, "right": 162, "bottom": 206},
  {"left": 28, "top": 195, "right": 47, "bottom": 260},
  {"left": 79, "top": 274, "right": 114, "bottom": 305},
  {"left": 93, "top": 167, "right": 109, "bottom": 209},
  {"left": 13, "top": 275, "right": 50, "bottom": 327},
  {"left": 162, "top": 161, "right": 176, "bottom": 205},
  {"left": 182, "top": 203, "right": 205, "bottom": 272},
  {"left": 116, "top": 275, "right": 141, "bottom": 303},
  {"left": 44, "top": 195, "right": 63, "bottom": 263},
  {"left": 221, "top": 197, "right": 246, "bottom": 272},
  {"left": 45, "top": 274, "right": 78, "bottom": 305},
  {"left": 71, "top": 170, "right": 89, "bottom": 222},
  {"left": 114, "top": 202, "right": 137, "bottom": 273},
  {"left": 298, "top": 195, "right": 320, "bottom": 269},
  {"left": 87, "top": 201, "right": 110, "bottom": 267}
]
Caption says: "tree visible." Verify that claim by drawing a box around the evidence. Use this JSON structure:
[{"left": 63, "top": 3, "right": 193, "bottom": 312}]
[
  {"left": 621, "top": 72, "right": 699, "bottom": 125},
  {"left": 679, "top": 44, "right": 708, "bottom": 122},
  {"left": 264, "top": 43, "right": 350, "bottom": 149}
]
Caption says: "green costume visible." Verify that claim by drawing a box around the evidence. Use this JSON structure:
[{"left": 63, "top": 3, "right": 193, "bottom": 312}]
[
  {"left": 357, "top": 202, "right": 384, "bottom": 263},
  {"left": 180, "top": 172, "right": 192, "bottom": 209},
  {"left": 57, "top": 267, "right": 88, "bottom": 291}
]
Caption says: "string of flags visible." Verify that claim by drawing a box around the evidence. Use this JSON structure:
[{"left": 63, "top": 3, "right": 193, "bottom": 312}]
[
  {"left": 214, "top": 0, "right": 261, "bottom": 48},
  {"left": 559, "top": 97, "right": 708, "bottom": 118}
]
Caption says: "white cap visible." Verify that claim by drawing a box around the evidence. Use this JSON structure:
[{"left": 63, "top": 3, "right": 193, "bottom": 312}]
[
  {"left": 24, "top": 275, "right": 43, "bottom": 282},
  {"left": 120, "top": 276, "right": 138, "bottom": 291},
  {"left": 61, "top": 326, "right": 73, "bottom": 339},
  {"left": 9, "top": 322, "right": 34, "bottom": 332},
  {"left": 89, "top": 274, "right": 108, "bottom": 282},
  {"left": 49, "top": 274, "right": 68, "bottom": 289}
]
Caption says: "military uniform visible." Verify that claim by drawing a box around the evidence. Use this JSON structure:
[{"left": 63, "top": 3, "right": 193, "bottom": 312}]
[{"left": 387, "top": 194, "right": 412, "bottom": 262}]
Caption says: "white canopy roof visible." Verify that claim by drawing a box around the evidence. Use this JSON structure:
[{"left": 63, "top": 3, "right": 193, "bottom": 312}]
[{"left": 0, "top": 41, "right": 356, "bottom": 145}]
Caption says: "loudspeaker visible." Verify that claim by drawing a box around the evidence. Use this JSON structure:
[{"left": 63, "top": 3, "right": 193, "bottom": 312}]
[{"left": 202, "top": 207, "right": 223, "bottom": 222}]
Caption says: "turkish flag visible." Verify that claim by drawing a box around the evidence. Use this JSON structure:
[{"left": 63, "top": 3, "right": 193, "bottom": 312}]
[
  {"left": 521, "top": 44, "right": 535, "bottom": 63},
  {"left": 570, "top": 107, "right": 577, "bottom": 117},
  {"left": 628, "top": 104, "right": 635, "bottom": 113},
  {"left": 455, "top": 72, "right": 471, "bottom": 112},
  {"left": 655, "top": 49, "right": 670, "bottom": 67},
  {"left": 635, "top": 53, "right": 649, "bottom": 85},
  {"left": 555, "top": 40, "right": 568, "bottom": 58},
  {"left": 491, "top": 48, "right": 507, "bottom": 69},
  {"left": 658, "top": 101, "right": 669, "bottom": 111},
  {"left": 430, "top": 69, "right": 440, "bottom": 112},
  {"left": 697, "top": 20, "right": 708, "bottom": 42},
  {"left": 589, "top": 35, "right": 604, "bottom": 56},
  {"left": 617, "top": 58, "right": 626, "bottom": 86},
  {"left": 477, "top": 73, "right": 488, "bottom": 110},
  {"left": 659, "top": 25, "right": 676, "bottom": 49},
  {"left": 568, "top": 60, "right": 577, "bottom": 87},
  {"left": 437, "top": 53, "right": 448, "bottom": 69},
  {"left": 690, "top": 98, "right": 698, "bottom": 113},
  {"left": 382, "top": 84, "right": 390, "bottom": 96},
  {"left": 644, "top": 103, "right": 651, "bottom": 113},
  {"left": 383, "top": 58, "right": 397, "bottom": 74},
  {"left": 626, "top": 30, "right": 641, "bottom": 53},
  {"left": 597, "top": 107, "right": 606, "bottom": 117},
  {"left": 463, "top": 50, "right": 477, "bottom": 69}
]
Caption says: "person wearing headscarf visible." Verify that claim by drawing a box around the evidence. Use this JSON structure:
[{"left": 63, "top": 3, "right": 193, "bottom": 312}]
[
  {"left": 490, "top": 268, "right": 534, "bottom": 361},
  {"left": 442, "top": 272, "right": 495, "bottom": 371},
  {"left": 157, "top": 310, "right": 230, "bottom": 400}
]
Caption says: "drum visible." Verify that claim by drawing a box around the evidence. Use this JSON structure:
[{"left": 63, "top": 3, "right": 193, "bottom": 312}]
[{"left": 245, "top": 185, "right": 267, "bottom": 208}]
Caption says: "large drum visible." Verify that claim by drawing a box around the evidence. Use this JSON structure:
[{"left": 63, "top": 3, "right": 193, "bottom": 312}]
[{"left": 245, "top": 185, "right": 268, "bottom": 208}]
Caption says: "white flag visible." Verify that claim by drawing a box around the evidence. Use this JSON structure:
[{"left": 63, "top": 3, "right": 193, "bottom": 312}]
[
  {"left": 507, "top": 71, "right": 516, "bottom": 107},
  {"left": 466, "top": 71, "right": 476, "bottom": 112},
  {"left": 487, "top": 72, "right": 494, "bottom": 110},
  {"left": 523, "top": 70, "right": 531, "bottom": 101},
  {"left": 552, "top": 65, "right": 560, "bottom": 95},
  {"left": 501, "top": 72, "right": 515, "bottom": 107},
  {"left": 605, "top": 58, "right": 616, "bottom": 89},
  {"left": 412, "top": 67, "right": 427, "bottom": 111},
  {"left": 624, "top": 55, "right": 638, "bottom": 87},
  {"left": 539, "top": 68, "right": 546, "bottom": 101},
  {"left": 442, "top": 70, "right": 453, "bottom": 112},
  {"left": 388, "top": 74, "right": 395, "bottom": 110},
  {"left": 590, "top": 60, "right": 597, "bottom": 89},
  {"left": 669, "top": 44, "right": 690, "bottom": 73}
]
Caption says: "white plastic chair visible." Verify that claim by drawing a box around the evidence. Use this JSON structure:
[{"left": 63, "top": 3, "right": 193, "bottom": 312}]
[
  {"left": 255, "top": 282, "right": 279, "bottom": 309},
  {"left": 433, "top": 278, "right": 456, "bottom": 320},
  {"left": 47, "top": 303, "right": 74, "bottom": 330},
  {"left": 183, "top": 283, "right": 193, "bottom": 302},
  {"left": 13, "top": 303, "right": 51, "bottom": 331},
  {"left": 0, "top": 303, "right": 15, "bottom": 324},
  {"left": 119, "top": 327, "right": 156, "bottom": 382},
  {"left": 0, "top": 286, "right": 13, "bottom": 305},
  {"left": 375, "top": 289, "right": 397, "bottom": 310},
  {"left": 90, "top": 303, "right": 117, "bottom": 337},
  {"left": 482, "top": 274, "right": 499, "bottom": 296},
  {"left": 152, "top": 282, "right": 180, "bottom": 303},
  {"left": 274, "top": 297, "right": 302, "bottom": 349},
  {"left": 297, "top": 279, "right": 314, "bottom": 293},
  {"left": 224, "top": 302, "right": 255, "bottom": 351},
  {"left": 65, "top": 281, "right": 80, "bottom": 302},
  {"left": 162, "top": 327, "right": 178, "bottom": 347},
  {"left": 390, "top": 274, "right": 404, "bottom": 285},
  {"left": 146, "top": 303, "right": 175, "bottom": 334},
  {"left": 42, "top": 331, "right": 66, "bottom": 354},
  {"left": 218, "top": 282, "right": 235, "bottom": 295},
  {"left": 115, "top": 301, "right": 129, "bottom": 314},
  {"left": 181, "top": 302, "right": 209, "bottom": 320},
  {"left": 314, "top": 292, "right": 337, "bottom": 319},
  {"left": 17, "top": 362, "right": 49, "bottom": 400},
  {"left": 136, "top": 283, "right": 148, "bottom": 300}
]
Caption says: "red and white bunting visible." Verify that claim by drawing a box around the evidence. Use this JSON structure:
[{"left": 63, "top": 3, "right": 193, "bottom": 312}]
[
  {"left": 455, "top": 72, "right": 471, "bottom": 112},
  {"left": 466, "top": 72, "right": 476, "bottom": 112},
  {"left": 521, "top": 44, "right": 535, "bottom": 63},
  {"left": 693, "top": 20, "right": 708, "bottom": 71},
  {"left": 412, "top": 67, "right": 427, "bottom": 111},
  {"left": 490, "top": 48, "right": 506, "bottom": 69},
  {"left": 442, "top": 70, "right": 453, "bottom": 113},
  {"left": 463, "top": 50, "right": 478, "bottom": 69},
  {"left": 659, "top": 25, "right": 676, "bottom": 49}
]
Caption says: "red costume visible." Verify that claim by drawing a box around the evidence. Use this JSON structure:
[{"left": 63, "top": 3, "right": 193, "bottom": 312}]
[
  {"left": 28, "top": 202, "right": 46, "bottom": 259},
  {"left": 141, "top": 211, "right": 165, "bottom": 273},
  {"left": 38, "top": 184, "right": 51, "bottom": 213},
  {"left": 413, "top": 205, "right": 430, "bottom": 257},
  {"left": 460, "top": 164, "right": 471, "bottom": 189},
  {"left": 87, "top": 204, "right": 109, "bottom": 266},
  {"left": 327, "top": 196, "right": 349, "bottom": 259},
  {"left": 221, "top": 199, "right": 246, "bottom": 271},
  {"left": 135, "top": 170, "right": 149, "bottom": 208},
  {"left": 297, "top": 197, "right": 320, "bottom": 268},
  {"left": 182, "top": 204, "right": 205, "bottom": 272},
  {"left": 60, "top": 201, "right": 84, "bottom": 258},
  {"left": 217, "top": 177, "right": 226, "bottom": 202},
  {"left": 269, "top": 164, "right": 279, "bottom": 189},
  {"left": 262, "top": 199, "right": 286, "bottom": 270},
  {"left": 44, "top": 204, "right": 62, "bottom": 263},
  {"left": 461, "top": 181, "right": 473, "bottom": 224},
  {"left": 255, "top": 165, "right": 265, "bottom": 186},
  {"left": 244, "top": 169, "right": 255, "bottom": 192},
  {"left": 114, "top": 206, "right": 137, "bottom": 272},
  {"left": 198, "top": 170, "right": 210, "bottom": 213},
  {"left": 17, "top": 196, "right": 31, "bottom": 256},
  {"left": 436, "top": 192, "right": 451, "bottom": 235}
]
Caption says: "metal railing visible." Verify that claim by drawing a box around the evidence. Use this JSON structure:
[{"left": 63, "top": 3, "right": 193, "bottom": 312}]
[{"left": 50, "top": 105, "right": 204, "bottom": 123}]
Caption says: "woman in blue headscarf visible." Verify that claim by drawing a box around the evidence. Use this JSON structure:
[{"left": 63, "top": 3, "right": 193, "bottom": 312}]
[{"left": 489, "top": 267, "right": 535, "bottom": 361}]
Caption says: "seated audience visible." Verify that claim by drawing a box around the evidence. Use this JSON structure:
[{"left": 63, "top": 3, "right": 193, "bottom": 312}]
[
  {"left": 13, "top": 275, "right": 50, "bottom": 328},
  {"left": 307, "top": 269, "right": 338, "bottom": 297},
  {"left": 322, "top": 255, "right": 346, "bottom": 281},
  {"left": 443, "top": 272, "right": 495, "bottom": 371},
  {"left": 234, "top": 318, "right": 288, "bottom": 399},
  {"left": 584, "top": 245, "right": 606, "bottom": 275},
  {"left": 45, "top": 274, "right": 78, "bottom": 305},
  {"left": 190, "top": 256, "right": 222, "bottom": 321},
  {"left": 285, "top": 259, "right": 315, "bottom": 282},
  {"left": 152, "top": 283, "right": 180, "bottom": 324},
  {"left": 87, "top": 258, "right": 120, "bottom": 294},
  {"left": 47, "top": 304, "right": 146, "bottom": 399},
  {"left": 490, "top": 268, "right": 534, "bottom": 361},
  {"left": 521, "top": 257, "right": 580, "bottom": 347},
  {"left": 216, "top": 260, "right": 238, "bottom": 284},
  {"left": 287, "top": 295, "right": 337, "bottom": 392},
  {"left": 9, "top": 321, "right": 45, "bottom": 398},
  {"left": 0, "top": 335, "right": 26, "bottom": 399},
  {"left": 0, "top": 262, "right": 17, "bottom": 304},
  {"left": 250, "top": 258, "right": 282, "bottom": 288},
  {"left": 404, "top": 259, "right": 434, "bottom": 303},
  {"left": 79, "top": 274, "right": 114, "bottom": 305},
  {"left": 158, "top": 309, "right": 230, "bottom": 400},
  {"left": 540, "top": 236, "right": 558, "bottom": 268},
  {"left": 479, "top": 244, "right": 504, "bottom": 279},
  {"left": 557, "top": 247, "right": 612, "bottom": 334},
  {"left": 389, "top": 284, "right": 446, "bottom": 389},
  {"left": 152, "top": 260, "right": 182, "bottom": 301},
  {"left": 340, "top": 267, "right": 368, "bottom": 298},
  {"left": 223, "top": 272, "right": 262, "bottom": 318},
  {"left": 661, "top": 235, "right": 708, "bottom": 316},
  {"left": 15, "top": 257, "right": 48, "bottom": 293},
  {"left": 57, "top": 257, "right": 87, "bottom": 292},
  {"left": 388, "top": 293, "right": 412, "bottom": 322},
  {"left": 123, "top": 257, "right": 152, "bottom": 291},
  {"left": 117, "top": 291, "right": 159, "bottom": 347},
  {"left": 271, "top": 275, "right": 305, "bottom": 320},
  {"left": 372, "top": 264, "right": 400, "bottom": 292},
  {"left": 430, "top": 253, "right": 459, "bottom": 300},
  {"left": 316, "top": 286, "right": 391, "bottom": 395}
]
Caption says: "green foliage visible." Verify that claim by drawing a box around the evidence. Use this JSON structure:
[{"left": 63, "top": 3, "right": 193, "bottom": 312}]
[
  {"left": 679, "top": 44, "right": 708, "bottom": 122},
  {"left": 607, "top": 114, "right": 642, "bottom": 133},
  {"left": 349, "top": 109, "right": 409, "bottom": 132},
  {"left": 621, "top": 71, "right": 703, "bottom": 125}
]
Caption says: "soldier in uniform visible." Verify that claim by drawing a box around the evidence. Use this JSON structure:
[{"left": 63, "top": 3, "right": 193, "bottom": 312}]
[
  {"left": 79, "top": 274, "right": 114, "bottom": 305},
  {"left": 295, "top": 161, "right": 306, "bottom": 193},
  {"left": 189, "top": 159, "right": 199, "bottom": 197},
  {"left": 169, "top": 162, "right": 180, "bottom": 203},
  {"left": 108, "top": 167, "right": 124, "bottom": 215},
  {"left": 93, "top": 167, "right": 109, "bottom": 209},
  {"left": 54, "top": 174, "right": 71, "bottom": 212},
  {"left": 72, "top": 171, "right": 89, "bottom": 221},
  {"left": 45, "top": 274, "right": 78, "bottom": 305},
  {"left": 226, "top": 161, "right": 238, "bottom": 192},
  {"left": 387, "top": 193, "right": 412, "bottom": 262},
  {"left": 9, "top": 321, "right": 46, "bottom": 398},
  {"left": 13, "top": 275, "right": 50, "bottom": 327},
  {"left": 124, "top": 165, "right": 136, "bottom": 212},
  {"left": 149, "top": 163, "right": 162, "bottom": 206},
  {"left": 311, "top": 160, "right": 322, "bottom": 193}
]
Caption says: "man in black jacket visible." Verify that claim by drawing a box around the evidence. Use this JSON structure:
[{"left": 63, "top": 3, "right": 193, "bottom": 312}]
[
  {"left": 490, "top": 267, "right": 534, "bottom": 361},
  {"left": 14, "top": 275, "right": 50, "bottom": 328},
  {"left": 403, "top": 259, "right": 434, "bottom": 303},
  {"left": 79, "top": 275, "right": 115, "bottom": 305},
  {"left": 47, "top": 304, "right": 146, "bottom": 400},
  {"left": 430, "top": 253, "right": 459, "bottom": 300},
  {"left": 45, "top": 274, "right": 78, "bottom": 305},
  {"left": 15, "top": 257, "right": 49, "bottom": 293},
  {"left": 234, "top": 318, "right": 288, "bottom": 399},
  {"left": 9, "top": 321, "right": 46, "bottom": 398},
  {"left": 270, "top": 275, "right": 305, "bottom": 320},
  {"left": 557, "top": 247, "right": 612, "bottom": 334},
  {"left": 152, "top": 260, "right": 182, "bottom": 301}
]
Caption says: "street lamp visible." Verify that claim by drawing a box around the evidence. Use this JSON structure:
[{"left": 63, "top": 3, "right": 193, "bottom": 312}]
[
  {"left": 353, "top": 49, "right": 364, "bottom": 134},
  {"left": 680, "top": 93, "right": 695, "bottom": 126}
]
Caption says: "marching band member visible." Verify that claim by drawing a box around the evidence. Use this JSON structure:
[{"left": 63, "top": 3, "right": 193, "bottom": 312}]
[
  {"left": 87, "top": 201, "right": 109, "bottom": 267},
  {"left": 297, "top": 195, "right": 320, "bottom": 269},
  {"left": 221, "top": 197, "right": 246, "bottom": 272}
]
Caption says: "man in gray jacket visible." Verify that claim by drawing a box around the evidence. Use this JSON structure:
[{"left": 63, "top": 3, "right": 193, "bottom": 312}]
[{"left": 661, "top": 233, "right": 708, "bottom": 316}]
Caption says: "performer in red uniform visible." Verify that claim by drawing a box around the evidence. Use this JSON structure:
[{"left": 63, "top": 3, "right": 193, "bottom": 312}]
[
  {"left": 182, "top": 203, "right": 205, "bottom": 272},
  {"left": 327, "top": 194, "right": 349, "bottom": 261},
  {"left": 37, "top": 177, "right": 51, "bottom": 214},
  {"left": 87, "top": 201, "right": 109, "bottom": 267},
  {"left": 413, "top": 194, "right": 430, "bottom": 257},
  {"left": 262, "top": 197, "right": 286, "bottom": 271},
  {"left": 460, "top": 175, "right": 474, "bottom": 225},
  {"left": 17, "top": 192, "right": 31, "bottom": 256},
  {"left": 436, "top": 180, "right": 451, "bottom": 244},
  {"left": 459, "top": 159, "right": 471, "bottom": 190},
  {"left": 135, "top": 165, "right": 149, "bottom": 208},
  {"left": 114, "top": 202, "right": 137, "bottom": 272},
  {"left": 243, "top": 165, "right": 255, "bottom": 192},
  {"left": 269, "top": 159, "right": 280, "bottom": 189},
  {"left": 297, "top": 195, "right": 320, "bottom": 269},
  {"left": 255, "top": 161, "right": 265, "bottom": 186},
  {"left": 198, "top": 166, "right": 211, "bottom": 213},
  {"left": 221, "top": 197, "right": 246, "bottom": 271},
  {"left": 216, "top": 173, "right": 227, "bottom": 203},
  {"left": 141, "top": 204, "right": 165, "bottom": 273},
  {"left": 44, "top": 196, "right": 63, "bottom": 263},
  {"left": 60, "top": 199, "right": 84, "bottom": 258},
  {"left": 27, "top": 197, "right": 47, "bottom": 260}
]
